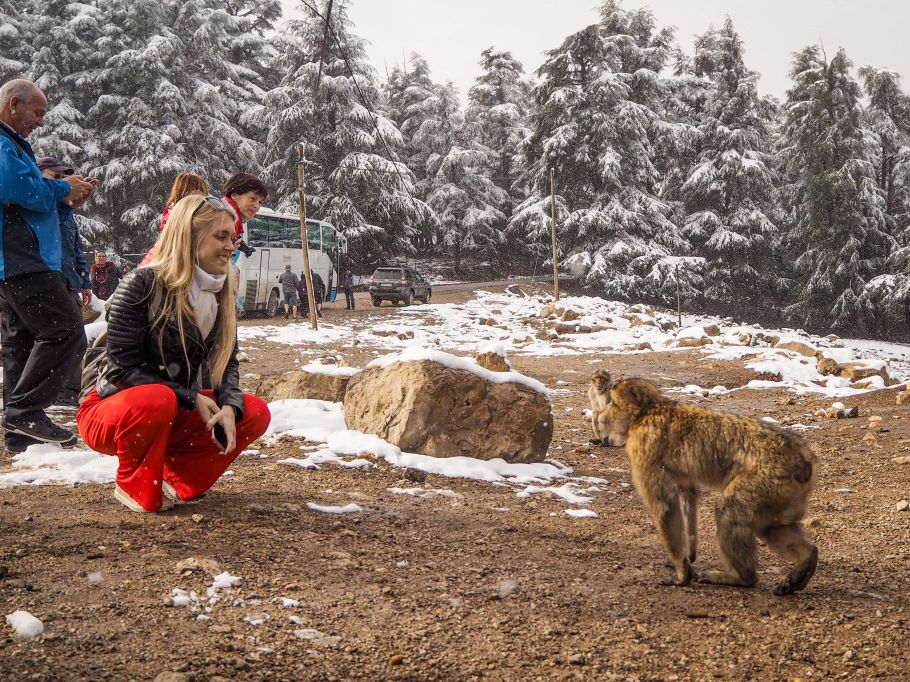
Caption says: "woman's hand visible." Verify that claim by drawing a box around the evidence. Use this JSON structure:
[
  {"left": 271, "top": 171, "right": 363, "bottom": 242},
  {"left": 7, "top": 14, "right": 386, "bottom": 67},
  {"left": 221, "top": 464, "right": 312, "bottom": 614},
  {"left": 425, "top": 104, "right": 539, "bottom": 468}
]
[
  {"left": 194, "top": 392, "right": 219, "bottom": 424},
  {"left": 206, "top": 405, "right": 237, "bottom": 455}
]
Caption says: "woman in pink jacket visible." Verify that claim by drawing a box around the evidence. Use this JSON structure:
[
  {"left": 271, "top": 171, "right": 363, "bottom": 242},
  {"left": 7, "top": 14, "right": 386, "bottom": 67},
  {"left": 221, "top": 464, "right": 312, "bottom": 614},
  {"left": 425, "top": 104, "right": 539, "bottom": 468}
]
[{"left": 140, "top": 172, "right": 208, "bottom": 266}]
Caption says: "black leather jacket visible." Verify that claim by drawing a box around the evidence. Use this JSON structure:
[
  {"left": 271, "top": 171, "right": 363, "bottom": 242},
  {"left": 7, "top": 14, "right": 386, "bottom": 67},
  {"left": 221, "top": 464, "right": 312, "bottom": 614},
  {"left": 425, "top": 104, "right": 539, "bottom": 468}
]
[{"left": 97, "top": 267, "right": 244, "bottom": 419}]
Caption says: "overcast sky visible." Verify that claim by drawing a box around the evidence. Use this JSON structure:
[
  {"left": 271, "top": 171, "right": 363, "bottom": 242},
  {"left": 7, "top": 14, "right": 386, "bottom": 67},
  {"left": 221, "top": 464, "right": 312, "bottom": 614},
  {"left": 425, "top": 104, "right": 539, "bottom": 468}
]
[{"left": 281, "top": 0, "right": 910, "bottom": 101}]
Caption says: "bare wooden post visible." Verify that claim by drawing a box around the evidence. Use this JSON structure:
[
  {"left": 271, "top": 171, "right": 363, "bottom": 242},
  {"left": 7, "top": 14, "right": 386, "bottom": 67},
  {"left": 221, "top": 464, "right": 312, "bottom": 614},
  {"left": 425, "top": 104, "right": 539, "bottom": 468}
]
[
  {"left": 549, "top": 168, "right": 560, "bottom": 301},
  {"left": 297, "top": 144, "right": 318, "bottom": 330},
  {"left": 675, "top": 263, "right": 682, "bottom": 329}
]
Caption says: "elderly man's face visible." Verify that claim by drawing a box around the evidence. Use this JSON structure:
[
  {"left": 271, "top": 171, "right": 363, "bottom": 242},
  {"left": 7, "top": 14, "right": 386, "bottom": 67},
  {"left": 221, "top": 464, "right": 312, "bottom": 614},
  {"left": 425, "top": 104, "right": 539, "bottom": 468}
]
[{"left": 10, "top": 88, "right": 47, "bottom": 136}]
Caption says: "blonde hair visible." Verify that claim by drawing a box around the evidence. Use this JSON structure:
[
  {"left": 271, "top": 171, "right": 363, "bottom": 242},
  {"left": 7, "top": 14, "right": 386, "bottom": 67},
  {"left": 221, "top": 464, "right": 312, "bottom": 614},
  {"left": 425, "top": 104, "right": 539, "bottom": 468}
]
[
  {"left": 148, "top": 194, "right": 237, "bottom": 386},
  {"left": 165, "top": 172, "right": 208, "bottom": 209}
]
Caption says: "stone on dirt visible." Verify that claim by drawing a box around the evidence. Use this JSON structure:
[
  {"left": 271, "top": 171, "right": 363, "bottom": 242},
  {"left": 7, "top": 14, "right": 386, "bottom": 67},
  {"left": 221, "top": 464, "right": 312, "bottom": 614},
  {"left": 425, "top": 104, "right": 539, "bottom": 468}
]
[
  {"left": 895, "top": 500, "right": 909, "bottom": 512},
  {"left": 343, "top": 359, "right": 553, "bottom": 462},
  {"left": 258, "top": 370, "right": 351, "bottom": 403},
  {"left": 475, "top": 351, "right": 510, "bottom": 372},
  {"left": 774, "top": 339, "right": 817, "bottom": 357}
]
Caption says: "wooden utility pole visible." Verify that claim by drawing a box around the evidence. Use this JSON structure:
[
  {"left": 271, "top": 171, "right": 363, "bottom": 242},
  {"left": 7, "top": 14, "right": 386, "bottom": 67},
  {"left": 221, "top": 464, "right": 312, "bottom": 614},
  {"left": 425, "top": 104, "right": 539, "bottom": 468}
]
[
  {"left": 675, "top": 263, "right": 682, "bottom": 329},
  {"left": 297, "top": 144, "right": 318, "bottom": 330},
  {"left": 549, "top": 168, "right": 560, "bottom": 301}
]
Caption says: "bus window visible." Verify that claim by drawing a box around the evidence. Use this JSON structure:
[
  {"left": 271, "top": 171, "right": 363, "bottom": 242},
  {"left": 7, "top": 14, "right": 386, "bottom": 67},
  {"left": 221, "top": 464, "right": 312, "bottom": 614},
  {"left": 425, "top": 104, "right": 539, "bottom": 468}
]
[
  {"left": 276, "top": 216, "right": 301, "bottom": 249},
  {"left": 247, "top": 218, "right": 269, "bottom": 248},
  {"left": 322, "top": 226, "right": 336, "bottom": 252},
  {"left": 305, "top": 220, "right": 321, "bottom": 250}
]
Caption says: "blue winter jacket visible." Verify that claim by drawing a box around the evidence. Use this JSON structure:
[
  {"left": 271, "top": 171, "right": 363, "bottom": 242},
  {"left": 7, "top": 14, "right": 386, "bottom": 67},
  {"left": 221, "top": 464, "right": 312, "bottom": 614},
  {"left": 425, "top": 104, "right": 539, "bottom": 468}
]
[
  {"left": 58, "top": 204, "right": 91, "bottom": 290},
  {"left": 0, "top": 121, "right": 70, "bottom": 279}
]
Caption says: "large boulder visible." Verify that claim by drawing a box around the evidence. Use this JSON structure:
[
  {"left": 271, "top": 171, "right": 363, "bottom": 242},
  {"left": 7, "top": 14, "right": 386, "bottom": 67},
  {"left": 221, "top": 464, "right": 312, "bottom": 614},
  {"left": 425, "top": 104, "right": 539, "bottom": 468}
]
[
  {"left": 258, "top": 369, "right": 354, "bottom": 403},
  {"left": 343, "top": 359, "right": 553, "bottom": 463}
]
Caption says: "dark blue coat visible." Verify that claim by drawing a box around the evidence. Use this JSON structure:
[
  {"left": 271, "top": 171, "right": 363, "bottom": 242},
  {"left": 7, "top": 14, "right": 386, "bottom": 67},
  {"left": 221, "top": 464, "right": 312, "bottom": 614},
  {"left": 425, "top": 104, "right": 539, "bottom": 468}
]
[{"left": 57, "top": 204, "right": 90, "bottom": 290}]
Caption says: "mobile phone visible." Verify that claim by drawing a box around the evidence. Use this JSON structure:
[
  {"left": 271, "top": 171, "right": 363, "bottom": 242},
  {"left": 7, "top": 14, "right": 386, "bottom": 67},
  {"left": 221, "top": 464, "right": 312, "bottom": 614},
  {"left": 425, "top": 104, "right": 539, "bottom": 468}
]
[{"left": 213, "top": 423, "right": 228, "bottom": 450}]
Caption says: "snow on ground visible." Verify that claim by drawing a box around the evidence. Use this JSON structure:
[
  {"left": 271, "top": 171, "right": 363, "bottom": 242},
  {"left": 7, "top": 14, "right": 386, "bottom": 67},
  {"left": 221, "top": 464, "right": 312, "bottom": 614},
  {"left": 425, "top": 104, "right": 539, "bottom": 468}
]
[
  {"left": 240, "top": 290, "right": 910, "bottom": 398},
  {"left": 5, "top": 610, "right": 44, "bottom": 639},
  {"left": 0, "top": 444, "right": 116, "bottom": 488}
]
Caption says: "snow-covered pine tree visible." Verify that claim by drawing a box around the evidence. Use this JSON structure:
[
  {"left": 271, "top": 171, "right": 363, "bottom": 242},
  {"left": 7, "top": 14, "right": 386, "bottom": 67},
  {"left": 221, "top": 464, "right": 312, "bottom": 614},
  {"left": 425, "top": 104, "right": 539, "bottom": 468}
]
[
  {"left": 384, "top": 54, "right": 437, "bottom": 186},
  {"left": 465, "top": 48, "right": 531, "bottom": 225},
  {"left": 76, "top": 0, "right": 197, "bottom": 256},
  {"left": 677, "top": 18, "right": 781, "bottom": 316},
  {"left": 0, "top": 0, "right": 33, "bottom": 84},
  {"left": 856, "top": 67, "right": 910, "bottom": 334},
  {"left": 26, "top": 0, "right": 105, "bottom": 169},
  {"left": 515, "top": 0, "right": 686, "bottom": 302},
  {"left": 417, "top": 81, "right": 505, "bottom": 273},
  {"left": 172, "top": 0, "right": 281, "bottom": 192},
  {"left": 778, "top": 46, "right": 892, "bottom": 333},
  {"left": 262, "top": 0, "right": 431, "bottom": 265}
]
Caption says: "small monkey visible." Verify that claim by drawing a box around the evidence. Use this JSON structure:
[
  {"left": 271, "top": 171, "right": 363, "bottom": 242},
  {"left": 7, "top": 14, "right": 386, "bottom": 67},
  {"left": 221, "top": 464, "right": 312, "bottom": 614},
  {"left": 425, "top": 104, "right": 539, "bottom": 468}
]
[
  {"left": 587, "top": 370, "right": 612, "bottom": 444},
  {"left": 596, "top": 376, "right": 818, "bottom": 596}
]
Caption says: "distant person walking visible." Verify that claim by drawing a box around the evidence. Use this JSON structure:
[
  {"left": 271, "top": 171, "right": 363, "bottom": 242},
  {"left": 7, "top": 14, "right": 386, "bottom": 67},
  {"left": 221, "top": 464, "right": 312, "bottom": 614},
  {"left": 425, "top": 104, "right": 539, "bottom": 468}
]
[
  {"left": 89, "top": 251, "right": 120, "bottom": 300},
  {"left": 297, "top": 272, "right": 309, "bottom": 318},
  {"left": 0, "top": 78, "right": 93, "bottom": 447},
  {"left": 77, "top": 194, "right": 270, "bottom": 512},
  {"left": 342, "top": 269, "right": 355, "bottom": 310},
  {"left": 36, "top": 156, "right": 93, "bottom": 413},
  {"left": 278, "top": 264, "right": 300, "bottom": 319},
  {"left": 140, "top": 172, "right": 208, "bottom": 266}
]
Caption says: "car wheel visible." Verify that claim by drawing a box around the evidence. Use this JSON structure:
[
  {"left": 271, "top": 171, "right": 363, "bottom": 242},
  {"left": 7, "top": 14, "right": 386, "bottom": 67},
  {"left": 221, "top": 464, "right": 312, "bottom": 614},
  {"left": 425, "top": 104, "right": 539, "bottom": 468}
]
[
  {"left": 266, "top": 288, "right": 280, "bottom": 317},
  {"left": 372, "top": 297, "right": 381, "bottom": 307}
]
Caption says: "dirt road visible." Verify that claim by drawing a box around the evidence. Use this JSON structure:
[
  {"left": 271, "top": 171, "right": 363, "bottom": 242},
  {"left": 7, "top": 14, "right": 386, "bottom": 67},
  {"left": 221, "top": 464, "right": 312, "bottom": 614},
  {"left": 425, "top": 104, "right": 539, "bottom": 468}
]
[{"left": 1, "top": 283, "right": 908, "bottom": 680}]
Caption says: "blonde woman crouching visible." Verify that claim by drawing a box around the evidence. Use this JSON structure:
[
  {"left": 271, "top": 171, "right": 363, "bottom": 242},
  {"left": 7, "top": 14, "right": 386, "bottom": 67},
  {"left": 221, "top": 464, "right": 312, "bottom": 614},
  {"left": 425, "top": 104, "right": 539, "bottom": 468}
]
[{"left": 77, "top": 195, "right": 270, "bottom": 512}]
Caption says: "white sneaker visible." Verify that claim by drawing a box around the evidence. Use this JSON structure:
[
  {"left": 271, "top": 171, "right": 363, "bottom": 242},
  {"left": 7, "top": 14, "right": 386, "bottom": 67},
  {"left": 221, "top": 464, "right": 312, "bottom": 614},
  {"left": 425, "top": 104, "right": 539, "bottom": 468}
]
[
  {"left": 113, "top": 484, "right": 173, "bottom": 512},
  {"left": 162, "top": 481, "right": 183, "bottom": 504}
]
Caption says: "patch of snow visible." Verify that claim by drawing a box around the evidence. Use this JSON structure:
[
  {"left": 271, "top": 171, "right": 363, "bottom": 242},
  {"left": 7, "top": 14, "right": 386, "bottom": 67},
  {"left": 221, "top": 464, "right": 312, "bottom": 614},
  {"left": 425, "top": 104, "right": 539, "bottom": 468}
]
[
  {"left": 306, "top": 502, "right": 362, "bottom": 514},
  {"left": 5, "top": 610, "right": 44, "bottom": 639}
]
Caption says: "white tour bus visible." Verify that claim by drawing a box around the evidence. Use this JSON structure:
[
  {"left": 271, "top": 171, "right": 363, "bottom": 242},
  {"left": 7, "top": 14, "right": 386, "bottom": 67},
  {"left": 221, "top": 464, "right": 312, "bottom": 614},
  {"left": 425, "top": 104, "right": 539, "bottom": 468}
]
[{"left": 234, "top": 208, "right": 348, "bottom": 317}]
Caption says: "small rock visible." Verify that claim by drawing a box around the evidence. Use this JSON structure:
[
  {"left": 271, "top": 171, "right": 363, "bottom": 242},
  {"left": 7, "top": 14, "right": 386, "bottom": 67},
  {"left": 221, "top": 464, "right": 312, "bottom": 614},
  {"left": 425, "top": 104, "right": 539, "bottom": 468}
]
[
  {"left": 388, "top": 655, "right": 404, "bottom": 666},
  {"left": 403, "top": 468, "right": 427, "bottom": 483},
  {"left": 843, "top": 406, "right": 859, "bottom": 418},
  {"left": 153, "top": 673, "right": 194, "bottom": 682},
  {"left": 568, "top": 653, "right": 586, "bottom": 666},
  {"left": 862, "top": 432, "right": 877, "bottom": 443},
  {"left": 891, "top": 456, "right": 910, "bottom": 464},
  {"left": 191, "top": 514, "right": 204, "bottom": 524},
  {"left": 896, "top": 500, "right": 909, "bottom": 512},
  {"left": 868, "top": 415, "right": 883, "bottom": 425}
]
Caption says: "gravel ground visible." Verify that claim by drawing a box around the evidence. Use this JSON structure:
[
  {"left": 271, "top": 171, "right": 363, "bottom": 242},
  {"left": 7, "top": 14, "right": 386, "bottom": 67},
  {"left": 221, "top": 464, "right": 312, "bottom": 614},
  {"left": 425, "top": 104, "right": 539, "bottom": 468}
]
[{"left": 1, "top": 284, "right": 908, "bottom": 681}]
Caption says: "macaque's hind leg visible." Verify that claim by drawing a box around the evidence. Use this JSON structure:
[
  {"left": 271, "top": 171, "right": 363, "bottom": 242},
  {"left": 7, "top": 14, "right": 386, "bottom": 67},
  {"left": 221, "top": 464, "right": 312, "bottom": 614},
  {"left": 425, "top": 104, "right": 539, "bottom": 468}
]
[
  {"left": 761, "top": 523, "right": 818, "bottom": 596},
  {"left": 696, "top": 501, "right": 758, "bottom": 588}
]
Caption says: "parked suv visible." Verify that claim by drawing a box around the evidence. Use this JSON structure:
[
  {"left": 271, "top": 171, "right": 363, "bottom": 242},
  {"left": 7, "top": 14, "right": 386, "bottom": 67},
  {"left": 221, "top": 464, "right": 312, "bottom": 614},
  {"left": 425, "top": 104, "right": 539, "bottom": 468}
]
[{"left": 369, "top": 266, "right": 432, "bottom": 306}]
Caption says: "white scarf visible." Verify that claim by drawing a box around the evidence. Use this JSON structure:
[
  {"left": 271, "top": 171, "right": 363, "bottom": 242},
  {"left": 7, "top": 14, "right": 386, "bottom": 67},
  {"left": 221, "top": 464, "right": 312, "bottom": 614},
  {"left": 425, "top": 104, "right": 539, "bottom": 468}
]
[{"left": 189, "top": 265, "right": 225, "bottom": 339}]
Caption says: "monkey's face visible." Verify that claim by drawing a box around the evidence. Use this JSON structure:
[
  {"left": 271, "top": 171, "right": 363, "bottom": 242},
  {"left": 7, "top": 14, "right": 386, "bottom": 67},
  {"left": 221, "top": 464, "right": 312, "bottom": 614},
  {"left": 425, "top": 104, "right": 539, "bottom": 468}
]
[
  {"left": 590, "top": 370, "right": 611, "bottom": 394},
  {"left": 597, "top": 400, "right": 636, "bottom": 447},
  {"left": 597, "top": 379, "right": 660, "bottom": 447}
]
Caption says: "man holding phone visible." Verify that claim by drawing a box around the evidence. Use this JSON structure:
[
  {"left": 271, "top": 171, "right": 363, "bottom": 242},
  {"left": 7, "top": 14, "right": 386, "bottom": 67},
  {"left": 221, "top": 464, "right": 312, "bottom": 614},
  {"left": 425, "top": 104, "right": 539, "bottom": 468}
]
[{"left": 0, "top": 79, "right": 94, "bottom": 448}]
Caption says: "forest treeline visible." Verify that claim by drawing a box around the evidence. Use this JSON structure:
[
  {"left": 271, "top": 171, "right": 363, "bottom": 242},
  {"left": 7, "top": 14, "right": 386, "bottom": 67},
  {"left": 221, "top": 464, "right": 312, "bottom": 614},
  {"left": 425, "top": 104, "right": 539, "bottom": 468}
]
[{"left": 2, "top": 0, "right": 909, "bottom": 337}]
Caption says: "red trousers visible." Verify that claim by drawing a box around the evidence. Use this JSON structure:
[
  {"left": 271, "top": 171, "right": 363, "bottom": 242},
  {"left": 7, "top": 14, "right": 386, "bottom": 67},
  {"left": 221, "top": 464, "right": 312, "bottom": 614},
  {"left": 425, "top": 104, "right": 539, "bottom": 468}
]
[{"left": 78, "top": 385, "right": 270, "bottom": 511}]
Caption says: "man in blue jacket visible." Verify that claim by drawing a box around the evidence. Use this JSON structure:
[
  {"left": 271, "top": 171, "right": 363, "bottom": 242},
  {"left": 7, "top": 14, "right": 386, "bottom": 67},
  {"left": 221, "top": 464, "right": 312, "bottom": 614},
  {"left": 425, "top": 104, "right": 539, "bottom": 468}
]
[{"left": 0, "top": 79, "right": 93, "bottom": 448}]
